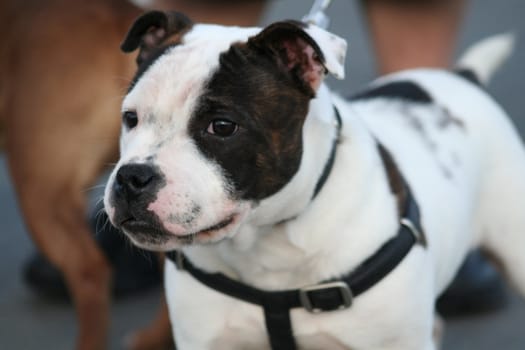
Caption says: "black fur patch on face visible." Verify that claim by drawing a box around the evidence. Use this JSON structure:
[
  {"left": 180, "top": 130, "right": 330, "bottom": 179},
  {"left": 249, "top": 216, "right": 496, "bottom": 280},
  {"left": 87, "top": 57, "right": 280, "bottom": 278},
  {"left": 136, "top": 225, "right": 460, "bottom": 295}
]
[
  {"left": 189, "top": 42, "right": 313, "bottom": 200},
  {"left": 350, "top": 81, "right": 433, "bottom": 104}
]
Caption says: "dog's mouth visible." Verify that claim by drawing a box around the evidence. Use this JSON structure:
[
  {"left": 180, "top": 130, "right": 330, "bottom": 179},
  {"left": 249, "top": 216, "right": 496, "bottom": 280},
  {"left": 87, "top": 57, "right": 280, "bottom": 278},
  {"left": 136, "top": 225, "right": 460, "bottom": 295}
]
[
  {"left": 120, "top": 214, "right": 238, "bottom": 247},
  {"left": 171, "top": 215, "right": 237, "bottom": 244}
]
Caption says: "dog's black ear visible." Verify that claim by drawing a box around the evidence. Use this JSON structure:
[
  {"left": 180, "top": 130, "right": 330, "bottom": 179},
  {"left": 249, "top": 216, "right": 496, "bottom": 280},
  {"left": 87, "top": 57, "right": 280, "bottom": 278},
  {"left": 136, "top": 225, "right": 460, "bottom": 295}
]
[
  {"left": 121, "top": 11, "right": 193, "bottom": 65},
  {"left": 248, "top": 21, "right": 346, "bottom": 94}
]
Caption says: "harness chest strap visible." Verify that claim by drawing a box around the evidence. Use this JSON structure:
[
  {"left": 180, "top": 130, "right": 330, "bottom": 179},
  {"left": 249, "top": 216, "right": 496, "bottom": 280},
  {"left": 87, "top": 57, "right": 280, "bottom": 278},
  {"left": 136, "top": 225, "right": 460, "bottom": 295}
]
[{"left": 165, "top": 108, "right": 426, "bottom": 350}]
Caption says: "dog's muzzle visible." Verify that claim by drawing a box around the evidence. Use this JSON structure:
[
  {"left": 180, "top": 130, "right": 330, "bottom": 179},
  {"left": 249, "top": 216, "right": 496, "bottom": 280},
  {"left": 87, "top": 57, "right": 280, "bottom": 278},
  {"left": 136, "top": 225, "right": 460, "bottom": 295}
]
[
  {"left": 114, "top": 163, "right": 162, "bottom": 201},
  {"left": 110, "top": 163, "right": 166, "bottom": 233}
]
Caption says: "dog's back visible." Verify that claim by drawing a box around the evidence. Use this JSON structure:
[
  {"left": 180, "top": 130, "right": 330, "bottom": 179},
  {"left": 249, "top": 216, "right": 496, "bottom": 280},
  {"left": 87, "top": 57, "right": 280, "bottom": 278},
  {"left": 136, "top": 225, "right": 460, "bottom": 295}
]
[{"left": 341, "top": 34, "right": 525, "bottom": 296}]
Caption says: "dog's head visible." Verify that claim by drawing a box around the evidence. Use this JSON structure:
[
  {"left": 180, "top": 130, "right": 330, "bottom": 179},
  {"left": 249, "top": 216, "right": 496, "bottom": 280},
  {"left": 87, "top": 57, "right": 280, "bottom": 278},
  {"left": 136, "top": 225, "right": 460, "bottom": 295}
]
[{"left": 104, "top": 11, "right": 347, "bottom": 250}]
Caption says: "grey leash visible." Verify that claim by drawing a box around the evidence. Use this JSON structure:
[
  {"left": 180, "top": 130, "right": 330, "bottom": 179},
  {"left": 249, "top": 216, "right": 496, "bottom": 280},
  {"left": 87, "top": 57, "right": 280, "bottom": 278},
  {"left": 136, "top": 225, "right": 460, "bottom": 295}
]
[{"left": 302, "top": 0, "right": 333, "bottom": 29}]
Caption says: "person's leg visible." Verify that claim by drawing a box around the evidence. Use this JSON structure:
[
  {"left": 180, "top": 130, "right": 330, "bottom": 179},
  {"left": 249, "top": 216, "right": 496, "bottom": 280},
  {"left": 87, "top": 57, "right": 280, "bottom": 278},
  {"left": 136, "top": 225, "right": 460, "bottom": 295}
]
[{"left": 362, "top": 0, "right": 467, "bottom": 74}]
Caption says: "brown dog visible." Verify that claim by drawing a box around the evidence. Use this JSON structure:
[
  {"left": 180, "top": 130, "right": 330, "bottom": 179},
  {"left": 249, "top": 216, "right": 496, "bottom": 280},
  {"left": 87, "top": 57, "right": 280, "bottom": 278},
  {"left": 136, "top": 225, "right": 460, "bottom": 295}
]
[
  {"left": 0, "top": 1, "right": 175, "bottom": 349},
  {"left": 0, "top": 0, "right": 267, "bottom": 348}
]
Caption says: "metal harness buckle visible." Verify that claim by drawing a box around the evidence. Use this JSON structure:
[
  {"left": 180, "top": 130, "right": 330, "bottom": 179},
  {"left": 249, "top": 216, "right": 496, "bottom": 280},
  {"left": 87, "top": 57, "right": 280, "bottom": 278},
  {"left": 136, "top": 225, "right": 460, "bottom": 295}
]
[
  {"left": 299, "top": 281, "right": 353, "bottom": 313},
  {"left": 400, "top": 218, "right": 427, "bottom": 247}
]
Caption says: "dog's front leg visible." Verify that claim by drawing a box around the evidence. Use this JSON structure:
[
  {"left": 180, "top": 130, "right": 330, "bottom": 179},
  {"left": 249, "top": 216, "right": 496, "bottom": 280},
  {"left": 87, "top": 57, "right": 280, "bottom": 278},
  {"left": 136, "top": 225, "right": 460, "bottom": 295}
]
[
  {"left": 63, "top": 247, "right": 111, "bottom": 350},
  {"left": 125, "top": 256, "right": 174, "bottom": 350},
  {"left": 8, "top": 176, "right": 112, "bottom": 350}
]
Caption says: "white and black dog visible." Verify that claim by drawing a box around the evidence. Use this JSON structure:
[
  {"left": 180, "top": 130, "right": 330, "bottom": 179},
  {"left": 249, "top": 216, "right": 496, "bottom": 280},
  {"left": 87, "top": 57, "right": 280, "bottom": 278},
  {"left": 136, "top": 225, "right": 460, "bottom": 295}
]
[{"left": 104, "top": 11, "right": 525, "bottom": 350}]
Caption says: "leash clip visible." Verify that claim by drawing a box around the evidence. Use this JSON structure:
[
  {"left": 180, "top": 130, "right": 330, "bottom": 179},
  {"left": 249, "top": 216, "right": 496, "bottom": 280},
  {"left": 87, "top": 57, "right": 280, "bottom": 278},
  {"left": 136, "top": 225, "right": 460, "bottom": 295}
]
[
  {"left": 302, "top": 0, "right": 333, "bottom": 29},
  {"left": 299, "top": 281, "right": 353, "bottom": 313}
]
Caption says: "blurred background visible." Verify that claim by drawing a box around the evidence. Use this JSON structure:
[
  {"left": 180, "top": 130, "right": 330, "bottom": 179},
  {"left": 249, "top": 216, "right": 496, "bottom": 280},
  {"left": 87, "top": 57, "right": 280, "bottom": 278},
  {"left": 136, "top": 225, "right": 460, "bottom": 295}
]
[{"left": 1, "top": 0, "right": 524, "bottom": 349}]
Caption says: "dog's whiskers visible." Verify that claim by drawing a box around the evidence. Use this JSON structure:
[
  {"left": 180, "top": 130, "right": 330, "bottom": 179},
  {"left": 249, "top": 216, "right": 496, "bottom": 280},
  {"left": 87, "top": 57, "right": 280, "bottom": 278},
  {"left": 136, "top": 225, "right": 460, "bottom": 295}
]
[{"left": 85, "top": 184, "right": 107, "bottom": 192}]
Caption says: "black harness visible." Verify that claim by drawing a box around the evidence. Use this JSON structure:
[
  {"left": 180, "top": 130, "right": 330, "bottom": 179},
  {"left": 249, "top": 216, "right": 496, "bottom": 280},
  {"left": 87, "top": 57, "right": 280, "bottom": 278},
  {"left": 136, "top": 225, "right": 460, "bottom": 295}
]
[{"left": 166, "top": 107, "right": 426, "bottom": 350}]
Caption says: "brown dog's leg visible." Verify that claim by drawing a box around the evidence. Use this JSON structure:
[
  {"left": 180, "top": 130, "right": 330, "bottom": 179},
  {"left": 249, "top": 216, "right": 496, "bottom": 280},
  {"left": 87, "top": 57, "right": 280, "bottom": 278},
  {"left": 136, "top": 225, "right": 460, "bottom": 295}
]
[
  {"left": 125, "top": 295, "right": 174, "bottom": 350},
  {"left": 4, "top": 1, "right": 139, "bottom": 348},
  {"left": 6, "top": 93, "right": 115, "bottom": 350}
]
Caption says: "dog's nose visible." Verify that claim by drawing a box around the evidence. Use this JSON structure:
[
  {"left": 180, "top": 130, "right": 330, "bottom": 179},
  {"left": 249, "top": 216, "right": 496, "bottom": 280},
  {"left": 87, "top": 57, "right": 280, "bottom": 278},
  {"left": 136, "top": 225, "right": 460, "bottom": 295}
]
[{"left": 114, "top": 163, "right": 161, "bottom": 200}]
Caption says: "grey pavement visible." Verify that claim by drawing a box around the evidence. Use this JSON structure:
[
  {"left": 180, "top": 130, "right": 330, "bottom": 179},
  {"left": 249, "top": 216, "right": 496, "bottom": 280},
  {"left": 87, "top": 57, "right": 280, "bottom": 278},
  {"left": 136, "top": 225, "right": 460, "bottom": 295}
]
[{"left": 1, "top": 0, "right": 525, "bottom": 349}]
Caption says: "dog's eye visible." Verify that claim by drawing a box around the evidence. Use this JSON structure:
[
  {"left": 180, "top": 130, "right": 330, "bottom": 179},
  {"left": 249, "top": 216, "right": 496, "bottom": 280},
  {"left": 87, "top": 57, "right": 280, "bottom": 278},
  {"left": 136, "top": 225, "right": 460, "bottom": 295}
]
[
  {"left": 123, "top": 111, "right": 138, "bottom": 129},
  {"left": 207, "top": 119, "right": 238, "bottom": 137}
]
